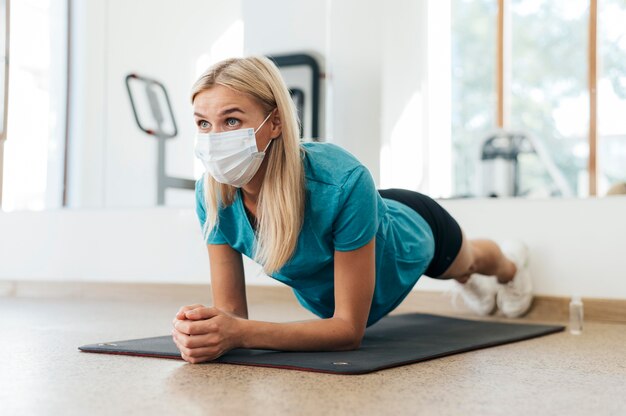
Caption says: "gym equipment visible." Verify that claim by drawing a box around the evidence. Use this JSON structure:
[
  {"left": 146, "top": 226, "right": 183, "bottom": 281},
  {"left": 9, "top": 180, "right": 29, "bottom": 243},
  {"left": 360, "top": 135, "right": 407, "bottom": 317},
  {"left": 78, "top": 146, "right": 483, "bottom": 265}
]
[{"left": 125, "top": 73, "right": 194, "bottom": 205}]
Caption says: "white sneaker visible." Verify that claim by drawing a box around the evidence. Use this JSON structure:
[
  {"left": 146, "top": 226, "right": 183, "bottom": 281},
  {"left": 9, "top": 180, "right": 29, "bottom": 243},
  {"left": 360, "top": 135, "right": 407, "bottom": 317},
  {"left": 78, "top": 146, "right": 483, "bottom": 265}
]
[
  {"left": 496, "top": 241, "right": 534, "bottom": 318},
  {"left": 452, "top": 274, "right": 499, "bottom": 316}
]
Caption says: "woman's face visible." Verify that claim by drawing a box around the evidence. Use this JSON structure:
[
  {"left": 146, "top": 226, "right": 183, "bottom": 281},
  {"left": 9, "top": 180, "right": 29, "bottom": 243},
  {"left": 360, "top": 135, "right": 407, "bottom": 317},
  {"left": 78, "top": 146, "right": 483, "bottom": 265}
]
[{"left": 193, "top": 85, "right": 279, "bottom": 151}]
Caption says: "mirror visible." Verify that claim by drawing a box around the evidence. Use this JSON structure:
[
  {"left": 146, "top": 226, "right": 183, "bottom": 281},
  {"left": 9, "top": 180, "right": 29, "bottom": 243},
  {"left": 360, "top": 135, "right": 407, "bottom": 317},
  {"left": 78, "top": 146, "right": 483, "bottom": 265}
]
[{"left": 2, "top": 0, "right": 626, "bottom": 212}]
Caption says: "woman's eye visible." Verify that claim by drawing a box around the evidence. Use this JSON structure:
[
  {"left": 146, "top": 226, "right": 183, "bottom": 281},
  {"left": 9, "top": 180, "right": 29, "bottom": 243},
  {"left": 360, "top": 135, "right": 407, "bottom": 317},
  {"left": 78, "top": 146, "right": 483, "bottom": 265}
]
[
  {"left": 226, "top": 118, "right": 240, "bottom": 127},
  {"left": 198, "top": 120, "right": 210, "bottom": 129}
]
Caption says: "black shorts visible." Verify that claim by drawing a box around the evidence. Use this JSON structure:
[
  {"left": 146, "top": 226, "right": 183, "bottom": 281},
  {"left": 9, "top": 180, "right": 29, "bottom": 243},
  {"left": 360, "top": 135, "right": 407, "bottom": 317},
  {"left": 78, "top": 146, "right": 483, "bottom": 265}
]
[{"left": 377, "top": 188, "right": 463, "bottom": 279}]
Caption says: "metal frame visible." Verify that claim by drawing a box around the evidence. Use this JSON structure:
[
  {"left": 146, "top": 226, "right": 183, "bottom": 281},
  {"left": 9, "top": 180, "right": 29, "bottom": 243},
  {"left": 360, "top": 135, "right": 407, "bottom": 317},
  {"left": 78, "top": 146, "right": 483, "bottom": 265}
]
[
  {"left": 496, "top": 0, "right": 508, "bottom": 129},
  {"left": 62, "top": 0, "right": 71, "bottom": 206},
  {"left": 125, "top": 73, "right": 193, "bottom": 205},
  {"left": 268, "top": 53, "right": 321, "bottom": 140},
  {"left": 289, "top": 87, "right": 305, "bottom": 137},
  {"left": 125, "top": 74, "right": 178, "bottom": 138},
  {"left": 588, "top": 0, "right": 598, "bottom": 196},
  {"left": 0, "top": 0, "right": 9, "bottom": 206}
]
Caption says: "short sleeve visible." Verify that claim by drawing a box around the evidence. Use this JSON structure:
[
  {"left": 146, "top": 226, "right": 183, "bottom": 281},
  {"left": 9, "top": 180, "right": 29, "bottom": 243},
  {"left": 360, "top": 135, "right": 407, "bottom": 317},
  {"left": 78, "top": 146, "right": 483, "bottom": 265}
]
[
  {"left": 195, "top": 177, "right": 228, "bottom": 245},
  {"left": 332, "top": 166, "right": 379, "bottom": 251}
]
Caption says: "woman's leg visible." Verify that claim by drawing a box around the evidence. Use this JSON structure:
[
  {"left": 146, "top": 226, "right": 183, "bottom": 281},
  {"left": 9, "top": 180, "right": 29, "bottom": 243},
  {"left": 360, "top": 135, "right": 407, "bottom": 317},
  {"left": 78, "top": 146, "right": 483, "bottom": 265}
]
[
  {"left": 437, "top": 230, "right": 517, "bottom": 284},
  {"left": 439, "top": 230, "right": 534, "bottom": 317},
  {"left": 377, "top": 188, "right": 532, "bottom": 316}
]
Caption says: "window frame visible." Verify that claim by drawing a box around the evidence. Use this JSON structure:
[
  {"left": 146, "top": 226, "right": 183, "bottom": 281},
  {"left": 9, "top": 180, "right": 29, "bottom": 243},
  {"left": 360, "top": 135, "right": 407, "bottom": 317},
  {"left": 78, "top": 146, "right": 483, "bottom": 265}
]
[
  {"left": 0, "top": 0, "right": 9, "bottom": 206},
  {"left": 0, "top": 0, "right": 70, "bottom": 210},
  {"left": 496, "top": 0, "right": 599, "bottom": 196}
]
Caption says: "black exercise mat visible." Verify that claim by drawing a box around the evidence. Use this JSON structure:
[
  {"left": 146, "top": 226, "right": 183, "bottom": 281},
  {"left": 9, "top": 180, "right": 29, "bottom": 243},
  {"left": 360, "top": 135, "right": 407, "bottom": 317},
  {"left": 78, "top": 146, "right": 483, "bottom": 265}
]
[{"left": 78, "top": 313, "right": 564, "bottom": 375}]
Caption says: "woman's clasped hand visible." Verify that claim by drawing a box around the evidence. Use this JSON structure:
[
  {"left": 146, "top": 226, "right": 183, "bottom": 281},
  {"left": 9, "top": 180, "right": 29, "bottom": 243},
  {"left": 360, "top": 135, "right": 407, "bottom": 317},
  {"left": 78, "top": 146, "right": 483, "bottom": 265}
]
[{"left": 172, "top": 305, "right": 242, "bottom": 363}]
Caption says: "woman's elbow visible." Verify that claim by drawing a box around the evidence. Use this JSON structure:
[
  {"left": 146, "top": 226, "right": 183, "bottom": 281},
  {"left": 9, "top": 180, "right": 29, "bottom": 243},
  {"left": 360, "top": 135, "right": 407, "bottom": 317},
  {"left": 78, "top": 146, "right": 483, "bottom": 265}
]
[
  {"left": 349, "top": 335, "right": 363, "bottom": 350},
  {"left": 331, "top": 317, "right": 365, "bottom": 350},
  {"left": 339, "top": 327, "right": 364, "bottom": 351}
]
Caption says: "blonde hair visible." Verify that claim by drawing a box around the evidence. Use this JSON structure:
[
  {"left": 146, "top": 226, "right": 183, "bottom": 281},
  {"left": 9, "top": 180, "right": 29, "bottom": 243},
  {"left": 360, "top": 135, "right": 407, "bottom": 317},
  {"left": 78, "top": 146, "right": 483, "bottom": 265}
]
[{"left": 191, "top": 56, "right": 305, "bottom": 274}]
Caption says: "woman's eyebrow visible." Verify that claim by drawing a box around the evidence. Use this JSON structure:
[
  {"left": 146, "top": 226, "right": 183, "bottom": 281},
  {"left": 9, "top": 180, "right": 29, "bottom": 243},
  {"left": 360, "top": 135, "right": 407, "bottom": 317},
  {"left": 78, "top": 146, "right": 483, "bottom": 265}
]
[
  {"left": 193, "top": 107, "right": 245, "bottom": 119},
  {"left": 218, "top": 107, "right": 245, "bottom": 116}
]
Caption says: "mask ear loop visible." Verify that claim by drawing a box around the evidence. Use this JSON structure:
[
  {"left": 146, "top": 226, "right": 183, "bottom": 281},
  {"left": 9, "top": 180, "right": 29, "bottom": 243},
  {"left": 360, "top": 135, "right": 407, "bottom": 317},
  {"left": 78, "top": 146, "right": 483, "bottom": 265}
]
[
  {"left": 260, "top": 138, "right": 275, "bottom": 153},
  {"left": 254, "top": 110, "right": 275, "bottom": 134},
  {"left": 255, "top": 109, "right": 277, "bottom": 154}
]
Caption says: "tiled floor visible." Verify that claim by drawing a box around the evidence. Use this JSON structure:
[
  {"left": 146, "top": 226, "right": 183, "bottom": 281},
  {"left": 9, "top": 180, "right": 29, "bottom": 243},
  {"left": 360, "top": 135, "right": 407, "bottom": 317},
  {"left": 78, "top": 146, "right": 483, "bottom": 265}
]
[{"left": 1, "top": 285, "right": 625, "bottom": 415}]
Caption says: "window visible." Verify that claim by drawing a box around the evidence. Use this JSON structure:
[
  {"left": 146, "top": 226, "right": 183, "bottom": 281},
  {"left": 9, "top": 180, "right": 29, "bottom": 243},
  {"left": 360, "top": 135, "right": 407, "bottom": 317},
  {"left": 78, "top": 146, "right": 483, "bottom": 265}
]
[
  {"left": 451, "top": 0, "right": 498, "bottom": 197},
  {"left": 598, "top": 0, "right": 626, "bottom": 195},
  {"left": 449, "top": 0, "right": 625, "bottom": 197},
  {"left": 0, "top": 0, "right": 68, "bottom": 211},
  {"left": 509, "top": 0, "right": 588, "bottom": 197}
]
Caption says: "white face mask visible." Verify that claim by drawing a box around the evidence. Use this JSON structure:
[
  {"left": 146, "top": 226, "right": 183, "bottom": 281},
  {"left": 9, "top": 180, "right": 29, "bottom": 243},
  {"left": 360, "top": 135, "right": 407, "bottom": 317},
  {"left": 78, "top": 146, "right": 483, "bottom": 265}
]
[{"left": 194, "top": 112, "right": 274, "bottom": 188}]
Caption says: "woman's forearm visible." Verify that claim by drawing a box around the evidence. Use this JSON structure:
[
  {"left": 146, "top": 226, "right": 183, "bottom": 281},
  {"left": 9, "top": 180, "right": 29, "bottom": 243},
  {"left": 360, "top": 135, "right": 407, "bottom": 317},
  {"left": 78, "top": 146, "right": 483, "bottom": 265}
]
[{"left": 237, "top": 317, "right": 362, "bottom": 352}]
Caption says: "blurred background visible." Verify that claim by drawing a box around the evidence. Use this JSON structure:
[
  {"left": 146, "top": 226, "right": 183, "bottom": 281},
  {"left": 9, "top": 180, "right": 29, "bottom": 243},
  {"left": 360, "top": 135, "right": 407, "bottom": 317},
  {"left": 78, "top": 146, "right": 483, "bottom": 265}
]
[{"left": 2, "top": 0, "right": 626, "bottom": 214}]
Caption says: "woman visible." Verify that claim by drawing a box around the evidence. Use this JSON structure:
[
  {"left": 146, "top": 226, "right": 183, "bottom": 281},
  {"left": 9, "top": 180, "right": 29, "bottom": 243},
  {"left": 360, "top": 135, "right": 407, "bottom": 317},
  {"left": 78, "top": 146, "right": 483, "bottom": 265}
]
[{"left": 172, "top": 56, "right": 533, "bottom": 364}]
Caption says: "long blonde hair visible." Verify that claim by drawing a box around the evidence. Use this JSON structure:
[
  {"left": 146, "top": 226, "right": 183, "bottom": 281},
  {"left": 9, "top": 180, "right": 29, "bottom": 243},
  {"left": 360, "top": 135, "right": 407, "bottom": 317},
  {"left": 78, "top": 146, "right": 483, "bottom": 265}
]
[{"left": 191, "top": 56, "right": 305, "bottom": 274}]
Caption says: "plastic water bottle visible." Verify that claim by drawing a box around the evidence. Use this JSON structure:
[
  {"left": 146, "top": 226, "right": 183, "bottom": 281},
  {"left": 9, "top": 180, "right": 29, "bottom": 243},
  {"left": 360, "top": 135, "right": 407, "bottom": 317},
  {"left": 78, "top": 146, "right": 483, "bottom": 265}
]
[{"left": 569, "top": 295, "right": 583, "bottom": 335}]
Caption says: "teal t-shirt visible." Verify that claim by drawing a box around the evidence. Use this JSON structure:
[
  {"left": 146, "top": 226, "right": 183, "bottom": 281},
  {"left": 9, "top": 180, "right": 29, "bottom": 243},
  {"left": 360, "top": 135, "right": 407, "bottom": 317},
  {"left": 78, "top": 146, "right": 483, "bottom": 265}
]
[{"left": 195, "top": 142, "right": 435, "bottom": 326}]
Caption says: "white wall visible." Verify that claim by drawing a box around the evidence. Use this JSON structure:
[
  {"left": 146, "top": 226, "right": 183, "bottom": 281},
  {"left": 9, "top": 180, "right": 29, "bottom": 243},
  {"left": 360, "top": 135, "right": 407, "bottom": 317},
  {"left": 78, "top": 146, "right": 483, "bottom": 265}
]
[
  {"left": 244, "top": 0, "right": 446, "bottom": 191},
  {"left": 67, "top": 0, "right": 389, "bottom": 209},
  {"left": 325, "top": 0, "right": 383, "bottom": 181},
  {"left": 68, "top": 0, "right": 241, "bottom": 209},
  {"left": 379, "top": 0, "right": 428, "bottom": 191},
  {"left": 5, "top": 1, "right": 624, "bottom": 301},
  {"left": 421, "top": 197, "right": 626, "bottom": 299},
  {"left": 242, "top": 0, "right": 328, "bottom": 140},
  {"left": 243, "top": 0, "right": 384, "bottom": 179},
  {"left": 1, "top": 197, "right": 626, "bottom": 300},
  {"left": 243, "top": 0, "right": 327, "bottom": 58},
  {"left": 66, "top": 0, "right": 107, "bottom": 208}
]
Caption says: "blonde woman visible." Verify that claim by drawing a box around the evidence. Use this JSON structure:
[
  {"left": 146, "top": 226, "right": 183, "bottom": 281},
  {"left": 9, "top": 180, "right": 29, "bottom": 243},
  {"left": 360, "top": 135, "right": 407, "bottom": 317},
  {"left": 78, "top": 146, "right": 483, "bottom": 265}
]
[{"left": 172, "top": 56, "right": 533, "bottom": 364}]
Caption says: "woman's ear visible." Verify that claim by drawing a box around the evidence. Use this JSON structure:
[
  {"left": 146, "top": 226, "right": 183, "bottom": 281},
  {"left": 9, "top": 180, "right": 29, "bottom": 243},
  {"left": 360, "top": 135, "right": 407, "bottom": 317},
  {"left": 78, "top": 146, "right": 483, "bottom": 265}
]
[{"left": 270, "top": 108, "right": 282, "bottom": 139}]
